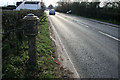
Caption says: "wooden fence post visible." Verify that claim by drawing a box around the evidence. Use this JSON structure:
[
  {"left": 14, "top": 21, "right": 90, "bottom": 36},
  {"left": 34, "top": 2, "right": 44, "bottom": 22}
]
[{"left": 23, "top": 13, "right": 39, "bottom": 66}]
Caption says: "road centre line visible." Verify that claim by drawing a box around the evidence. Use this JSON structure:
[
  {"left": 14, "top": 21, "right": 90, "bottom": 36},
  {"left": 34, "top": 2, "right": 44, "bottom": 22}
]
[
  {"left": 76, "top": 21, "right": 89, "bottom": 28},
  {"left": 65, "top": 15, "right": 89, "bottom": 27},
  {"left": 58, "top": 14, "right": 120, "bottom": 42},
  {"left": 57, "top": 14, "right": 90, "bottom": 28},
  {"left": 59, "top": 14, "right": 120, "bottom": 41},
  {"left": 99, "top": 31, "right": 120, "bottom": 41}
]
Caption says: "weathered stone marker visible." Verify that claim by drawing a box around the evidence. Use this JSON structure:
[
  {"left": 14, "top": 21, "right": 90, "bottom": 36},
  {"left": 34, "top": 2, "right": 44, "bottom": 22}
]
[{"left": 23, "top": 13, "right": 39, "bottom": 66}]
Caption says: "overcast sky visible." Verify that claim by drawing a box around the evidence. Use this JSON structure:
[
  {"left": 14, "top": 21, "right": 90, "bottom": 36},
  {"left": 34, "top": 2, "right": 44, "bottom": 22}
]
[
  {"left": 0, "top": 0, "right": 119, "bottom": 7},
  {"left": 0, "top": 0, "right": 59, "bottom": 7}
]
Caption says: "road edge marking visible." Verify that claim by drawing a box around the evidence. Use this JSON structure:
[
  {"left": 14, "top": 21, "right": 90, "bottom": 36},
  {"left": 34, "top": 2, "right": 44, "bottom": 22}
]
[
  {"left": 48, "top": 16, "right": 80, "bottom": 78},
  {"left": 99, "top": 31, "right": 120, "bottom": 41}
]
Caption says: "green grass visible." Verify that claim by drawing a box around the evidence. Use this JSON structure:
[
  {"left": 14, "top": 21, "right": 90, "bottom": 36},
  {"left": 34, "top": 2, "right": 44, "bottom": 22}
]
[
  {"left": 35, "top": 13, "right": 61, "bottom": 78},
  {"left": 2, "top": 13, "right": 61, "bottom": 79}
]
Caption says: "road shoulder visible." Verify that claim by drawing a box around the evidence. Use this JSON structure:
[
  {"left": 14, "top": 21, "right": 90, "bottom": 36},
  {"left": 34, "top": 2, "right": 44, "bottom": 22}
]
[{"left": 47, "top": 15, "right": 80, "bottom": 78}]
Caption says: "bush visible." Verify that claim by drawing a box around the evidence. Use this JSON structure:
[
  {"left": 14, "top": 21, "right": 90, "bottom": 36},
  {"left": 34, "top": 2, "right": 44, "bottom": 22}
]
[{"left": 2, "top": 10, "right": 44, "bottom": 78}]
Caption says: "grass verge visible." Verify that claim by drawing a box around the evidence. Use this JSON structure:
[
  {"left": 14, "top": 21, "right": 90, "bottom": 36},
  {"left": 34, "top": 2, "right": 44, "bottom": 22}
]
[
  {"left": 2, "top": 13, "right": 61, "bottom": 79},
  {"left": 35, "top": 13, "right": 61, "bottom": 78}
]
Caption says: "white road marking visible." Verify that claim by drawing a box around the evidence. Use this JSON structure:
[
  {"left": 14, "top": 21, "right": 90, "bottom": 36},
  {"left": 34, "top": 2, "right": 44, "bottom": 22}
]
[
  {"left": 84, "top": 25, "right": 89, "bottom": 28},
  {"left": 48, "top": 16, "right": 80, "bottom": 78},
  {"left": 99, "top": 31, "right": 120, "bottom": 41},
  {"left": 76, "top": 22, "right": 89, "bottom": 28},
  {"left": 57, "top": 15, "right": 89, "bottom": 28},
  {"left": 58, "top": 14, "right": 120, "bottom": 42}
]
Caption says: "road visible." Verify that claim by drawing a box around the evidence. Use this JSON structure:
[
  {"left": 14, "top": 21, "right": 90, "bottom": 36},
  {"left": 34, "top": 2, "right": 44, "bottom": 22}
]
[{"left": 46, "top": 11, "right": 119, "bottom": 78}]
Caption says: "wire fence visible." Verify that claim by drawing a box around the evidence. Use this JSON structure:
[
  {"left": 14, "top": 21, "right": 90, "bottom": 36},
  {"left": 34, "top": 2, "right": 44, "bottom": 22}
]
[
  {"left": 2, "top": 15, "right": 46, "bottom": 35},
  {"left": 2, "top": 10, "right": 46, "bottom": 56}
]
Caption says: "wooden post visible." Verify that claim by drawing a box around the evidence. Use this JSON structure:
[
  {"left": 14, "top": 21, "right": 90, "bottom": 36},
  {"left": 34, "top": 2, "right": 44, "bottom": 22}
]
[
  {"left": 23, "top": 14, "right": 39, "bottom": 66},
  {"left": 28, "top": 35, "right": 36, "bottom": 66}
]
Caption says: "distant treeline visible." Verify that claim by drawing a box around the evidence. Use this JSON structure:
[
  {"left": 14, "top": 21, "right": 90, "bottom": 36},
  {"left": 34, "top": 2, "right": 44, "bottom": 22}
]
[
  {"left": 56, "top": 2, "right": 120, "bottom": 24},
  {"left": 2, "top": 5, "right": 16, "bottom": 10}
]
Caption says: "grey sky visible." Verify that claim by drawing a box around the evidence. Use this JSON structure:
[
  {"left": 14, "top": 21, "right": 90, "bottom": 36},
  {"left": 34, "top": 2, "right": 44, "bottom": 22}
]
[
  {"left": 0, "top": 0, "right": 119, "bottom": 7},
  {"left": 0, "top": 0, "right": 59, "bottom": 7}
]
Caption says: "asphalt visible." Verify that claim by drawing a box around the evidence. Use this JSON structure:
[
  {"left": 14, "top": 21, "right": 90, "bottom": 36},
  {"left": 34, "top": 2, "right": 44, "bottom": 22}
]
[{"left": 46, "top": 11, "right": 119, "bottom": 78}]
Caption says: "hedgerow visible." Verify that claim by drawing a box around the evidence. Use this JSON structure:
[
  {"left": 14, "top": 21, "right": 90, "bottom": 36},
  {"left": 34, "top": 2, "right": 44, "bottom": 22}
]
[{"left": 2, "top": 10, "right": 61, "bottom": 79}]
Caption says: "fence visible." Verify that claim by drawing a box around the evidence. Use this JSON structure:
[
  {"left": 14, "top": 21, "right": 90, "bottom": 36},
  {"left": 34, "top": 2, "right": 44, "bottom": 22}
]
[
  {"left": 2, "top": 10, "right": 46, "bottom": 70},
  {"left": 2, "top": 10, "right": 45, "bottom": 40}
]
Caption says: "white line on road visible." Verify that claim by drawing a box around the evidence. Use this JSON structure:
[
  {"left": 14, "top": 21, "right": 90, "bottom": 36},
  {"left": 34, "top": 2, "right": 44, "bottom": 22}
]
[
  {"left": 99, "top": 31, "right": 120, "bottom": 41},
  {"left": 83, "top": 25, "right": 89, "bottom": 28},
  {"left": 57, "top": 15, "right": 89, "bottom": 28},
  {"left": 48, "top": 16, "right": 80, "bottom": 78}
]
